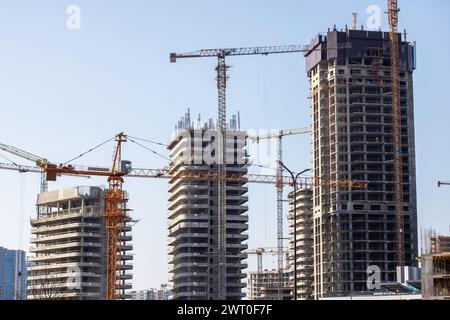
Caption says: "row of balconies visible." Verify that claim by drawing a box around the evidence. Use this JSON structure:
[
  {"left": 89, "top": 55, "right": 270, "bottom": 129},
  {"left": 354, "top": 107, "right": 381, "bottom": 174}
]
[
  {"left": 28, "top": 251, "right": 102, "bottom": 262},
  {"left": 168, "top": 204, "right": 249, "bottom": 220},
  {"left": 169, "top": 212, "right": 249, "bottom": 229},
  {"left": 171, "top": 280, "right": 246, "bottom": 291},
  {"left": 168, "top": 160, "right": 247, "bottom": 182},
  {"left": 32, "top": 206, "right": 104, "bottom": 224},
  {"left": 28, "top": 281, "right": 102, "bottom": 291},
  {"left": 29, "top": 241, "right": 103, "bottom": 253},
  {"left": 167, "top": 242, "right": 209, "bottom": 255},
  {"left": 168, "top": 193, "right": 210, "bottom": 209},
  {"left": 168, "top": 261, "right": 209, "bottom": 273},
  {"left": 28, "top": 291, "right": 104, "bottom": 300},
  {"left": 27, "top": 271, "right": 101, "bottom": 281},
  {"left": 168, "top": 232, "right": 248, "bottom": 246},
  {"left": 168, "top": 183, "right": 209, "bottom": 200},
  {"left": 169, "top": 139, "right": 246, "bottom": 162},
  {"left": 28, "top": 261, "right": 102, "bottom": 271},
  {"left": 168, "top": 194, "right": 248, "bottom": 211},
  {"left": 31, "top": 210, "right": 96, "bottom": 226},
  {"left": 31, "top": 222, "right": 102, "bottom": 235},
  {"left": 30, "top": 232, "right": 102, "bottom": 244},
  {"left": 169, "top": 254, "right": 247, "bottom": 266}
]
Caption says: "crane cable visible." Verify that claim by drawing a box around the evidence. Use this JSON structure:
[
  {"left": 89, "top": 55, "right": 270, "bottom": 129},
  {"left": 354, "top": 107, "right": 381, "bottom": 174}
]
[
  {"left": 0, "top": 152, "right": 19, "bottom": 166},
  {"left": 62, "top": 136, "right": 117, "bottom": 165},
  {"left": 127, "top": 136, "right": 168, "bottom": 147},
  {"left": 128, "top": 138, "right": 171, "bottom": 162}
]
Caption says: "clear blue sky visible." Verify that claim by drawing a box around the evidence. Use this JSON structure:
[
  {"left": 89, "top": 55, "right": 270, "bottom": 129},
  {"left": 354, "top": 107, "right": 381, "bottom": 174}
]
[{"left": 0, "top": 0, "right": 449, "bottom": 289}]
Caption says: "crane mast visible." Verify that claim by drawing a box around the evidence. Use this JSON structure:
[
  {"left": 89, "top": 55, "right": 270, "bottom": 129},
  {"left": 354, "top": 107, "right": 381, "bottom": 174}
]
[
  {"left": 216, "top": 51, "right": 228, "bottom": 300},
  {"left": 276, "top": 134, "right": 283, "bottom": 295},
  {"left": 249, "top": 126, "right": 311, "bottom": 299},
  {"left": 105, "top": 133, "right": 128, "bottom": 300},
  {"left": 388, "top": 0, "right": 405, "bottom": 266}
]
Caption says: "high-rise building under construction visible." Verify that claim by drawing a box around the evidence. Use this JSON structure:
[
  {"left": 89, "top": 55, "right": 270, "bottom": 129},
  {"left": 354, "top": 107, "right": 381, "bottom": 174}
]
[
  {"left": 167, "top": 110, "right": 248, "bottom": 300},
  {"left": 304, "top": 27, "right": 418, "bottom": 298},
  {"left": 28, "top": 186, "right": 133, "bottom": 300},
  {"left": 288, "top": 188, "right": 313, "bottom": 300}
]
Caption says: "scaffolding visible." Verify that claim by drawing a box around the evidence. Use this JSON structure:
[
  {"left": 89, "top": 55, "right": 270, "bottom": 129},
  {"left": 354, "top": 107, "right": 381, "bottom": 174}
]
[
  {"left": 421, "top": 253, "right": 450, "bottom": 299},
  {"left": 432, "top": 254, "right": 450, "bottom": 298}
]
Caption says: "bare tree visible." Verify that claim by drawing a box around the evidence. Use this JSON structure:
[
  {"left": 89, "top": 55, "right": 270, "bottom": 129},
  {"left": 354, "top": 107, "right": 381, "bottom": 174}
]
[{"left": 28, "top": 268, "right": 77, "bottom": 300}]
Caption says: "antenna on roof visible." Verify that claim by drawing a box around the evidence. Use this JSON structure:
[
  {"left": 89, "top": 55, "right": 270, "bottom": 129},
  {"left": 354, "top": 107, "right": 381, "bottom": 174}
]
[
  {"left": 352, "top": 12, "right": 358, "bottom": 30},
  {"left": 237, "top": 111, "right": 241, "bottom": 130}
]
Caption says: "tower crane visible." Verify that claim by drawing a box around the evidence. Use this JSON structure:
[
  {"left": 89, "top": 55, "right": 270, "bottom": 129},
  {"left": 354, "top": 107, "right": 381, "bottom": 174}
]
[
  {"left": 170, "top": 44, "right": 316, "bottom": 299},
  {"left": 437, "top": 181, "right": 450, "bottom": 187},
  {"left": 245, "top": 247, "right": 288, "bottom": 274},
  {"left": 387, "top": 0, "right": 405, "bottom": 266},
  {"left": 44, "top": 132, "right": 131, "bottom": 300},
  {"left": 0, "top": 142, "right": 49, "bottom": 192},
  {"left": 248, "top": 126, "right": 311, "bottom": 296},
  {"left": 1, "top": 160, "right": 368, "bottom": 189}
]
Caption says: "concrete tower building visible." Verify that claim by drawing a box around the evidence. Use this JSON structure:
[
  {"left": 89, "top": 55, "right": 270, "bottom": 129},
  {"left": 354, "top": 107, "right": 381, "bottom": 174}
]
[
  {"left": 168, "top": 109, "right": 248, "bottom": 300},
  {"left": 288, "top": 188, "right": 314, "bottom": 300},
  {"left": 28, "top": 186, "right": 133, "bottom": 300},
  {"left": 304, "top": 28, "right": 418, "bottom": 298}
]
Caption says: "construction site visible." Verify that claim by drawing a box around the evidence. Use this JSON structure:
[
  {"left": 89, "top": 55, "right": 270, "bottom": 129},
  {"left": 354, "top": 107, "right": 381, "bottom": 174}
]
[{"left": 0, "top": 0, "right": 449, "bottom": 302}]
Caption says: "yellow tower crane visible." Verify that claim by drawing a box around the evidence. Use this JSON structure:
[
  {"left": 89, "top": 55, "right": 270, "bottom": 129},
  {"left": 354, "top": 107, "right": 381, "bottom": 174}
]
[
  {"left": 0, "top": 142, "right": 49, "bottom": 192},
  {"left": 387, "top": 0, "right": 405, "bottom": 266}
]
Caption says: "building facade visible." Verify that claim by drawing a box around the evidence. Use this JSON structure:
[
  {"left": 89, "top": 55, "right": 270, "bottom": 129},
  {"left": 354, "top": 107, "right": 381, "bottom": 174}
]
[
  {"left": 168, "top": 110, "right": 248, "bottom": 300},
  {"left": 305, "top": 28, "right": 418, "bottom": 298},
  {"left": 0, "top": 247, "right": 27, "bottom": 300},
  {"left": 28, "top": 186, "right": 133, "bottom": 300}
]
